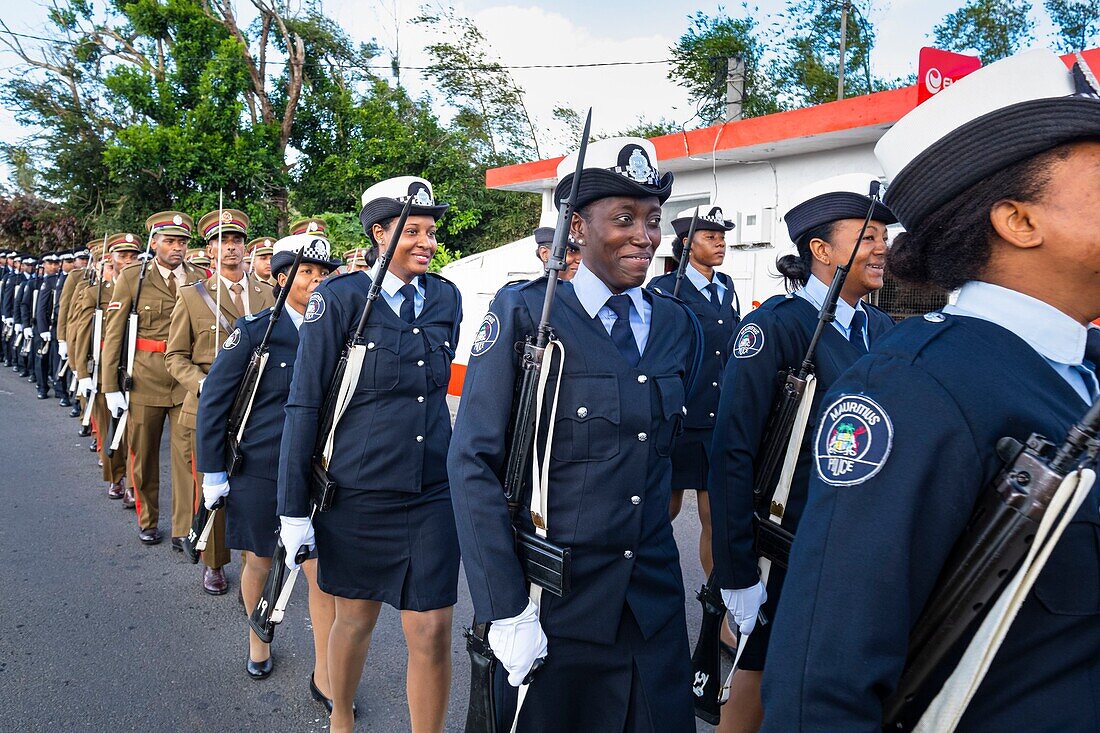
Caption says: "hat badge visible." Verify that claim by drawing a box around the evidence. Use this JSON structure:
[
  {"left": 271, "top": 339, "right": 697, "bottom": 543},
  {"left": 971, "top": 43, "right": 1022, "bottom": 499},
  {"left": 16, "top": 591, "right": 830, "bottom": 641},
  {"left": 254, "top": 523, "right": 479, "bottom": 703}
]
[
  {"left": 307, "top": 221, "right": 318, "bottom": 232},
  {"left": 221, "top": 210, "right": 233, "bottom": 223},
  {"left": 626, "top": 147, "right": 655, "bottom": 184},
  {"left": 412, "top": 186, "right": 433, "bottom": 206},
  {"left": 264, "top": 239, "right": 273, "bottom": 247},
  {"left": 172, "top": 214, "right": 183, "bottom": 226},
  {"left": 125, "top": 234, "right": 134, "bottom": 242}
]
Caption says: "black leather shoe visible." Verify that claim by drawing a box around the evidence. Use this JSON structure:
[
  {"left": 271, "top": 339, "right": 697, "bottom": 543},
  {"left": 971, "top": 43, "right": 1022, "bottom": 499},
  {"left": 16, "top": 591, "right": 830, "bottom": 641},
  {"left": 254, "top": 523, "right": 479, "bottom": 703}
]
[
  {"left": 310, "top": 674, "right": 357, "bottom": 717},
  {"left": 138, "top": 527, "right": 161, "bottom": 545},
  {"left": 36, "top": 390, "right": 48, "bottom": 399},
  {"left": 68, "top": 404, "right": 80, "bottom": 416},
  {"left": 247, "top": 655, "right": 273, "bottom": 680},
  {"left": 59, "top": 396, "right": 72, "bottom": 407},
  {"left": 171, "top": 537, "right": 185, "bottom": 552},
  {"left": 79, "top": 424, "right": 91, "bottom": 437},
  {"left": 89, "top": 439, "right": 98, "bottom": 452}
]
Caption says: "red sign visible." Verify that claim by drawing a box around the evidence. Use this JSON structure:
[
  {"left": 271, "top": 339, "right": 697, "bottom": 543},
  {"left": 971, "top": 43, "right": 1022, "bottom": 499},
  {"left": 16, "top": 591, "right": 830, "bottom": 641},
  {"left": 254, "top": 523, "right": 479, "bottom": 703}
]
[{"left": 918, "top": 47, "right": 982, "bottom": 104}]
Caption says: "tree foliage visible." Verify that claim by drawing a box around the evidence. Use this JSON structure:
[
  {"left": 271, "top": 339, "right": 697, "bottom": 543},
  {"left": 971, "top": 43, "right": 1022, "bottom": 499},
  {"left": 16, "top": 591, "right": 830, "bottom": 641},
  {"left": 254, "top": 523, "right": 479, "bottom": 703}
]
[
  {"left": 1045, "top": 0, "right": 1100, "bottom": 52},
  {"left": 932, "top": 0, "right": 1037, "bottom": 61}
]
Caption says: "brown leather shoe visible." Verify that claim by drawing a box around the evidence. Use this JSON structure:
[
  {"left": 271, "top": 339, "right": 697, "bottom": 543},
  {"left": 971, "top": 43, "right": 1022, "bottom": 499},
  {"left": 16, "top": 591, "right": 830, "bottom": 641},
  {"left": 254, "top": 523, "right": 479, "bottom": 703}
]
[
  {"left": 106, "top": 482, "right": 124, "bottom": 500},
  {"left": 121, "top": 487, "right": 136, "bottom": 509},
  {"left": 203, "top": 566, "right": 229, "bottom": 596}
]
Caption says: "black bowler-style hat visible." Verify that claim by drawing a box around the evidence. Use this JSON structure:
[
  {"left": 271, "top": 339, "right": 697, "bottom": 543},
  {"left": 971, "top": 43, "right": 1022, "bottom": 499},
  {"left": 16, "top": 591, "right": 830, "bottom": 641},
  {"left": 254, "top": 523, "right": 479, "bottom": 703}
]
[
  {"left": 784, "top": 173, "right": 896, "bottom": 245},
  {"left": 876, "top": 49, "right": 1100, "bottom": 231},
  {"left": 554, "top": 137, "right": 674, "bottom": 211}
]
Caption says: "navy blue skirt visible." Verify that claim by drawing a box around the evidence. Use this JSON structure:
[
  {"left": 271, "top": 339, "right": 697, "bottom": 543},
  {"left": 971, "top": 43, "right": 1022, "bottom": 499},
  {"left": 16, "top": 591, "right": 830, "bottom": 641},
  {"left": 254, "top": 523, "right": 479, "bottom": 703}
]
[
  {"left": 313, "top": 481, "right": 460, "bottom": 610},
  {"left": 670, "top": 427, "right": 711, "bottom": 491},
  {"left": 226, "top": 473, "right": 279, "bottom": 557}
]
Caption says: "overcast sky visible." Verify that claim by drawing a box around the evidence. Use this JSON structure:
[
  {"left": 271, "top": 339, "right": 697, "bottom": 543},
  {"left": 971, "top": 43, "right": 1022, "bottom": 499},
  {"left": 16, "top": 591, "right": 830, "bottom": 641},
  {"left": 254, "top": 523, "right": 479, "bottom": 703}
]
[{"left": 0, "top": 0, "right": 1069, "bottom": 184}]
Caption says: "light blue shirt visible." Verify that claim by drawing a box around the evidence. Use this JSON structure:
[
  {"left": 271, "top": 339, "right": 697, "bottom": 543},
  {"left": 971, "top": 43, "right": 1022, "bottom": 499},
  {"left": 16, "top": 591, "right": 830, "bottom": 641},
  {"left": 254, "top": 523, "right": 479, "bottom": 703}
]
[
  {"left": 570, "top": 262, "right": 651, "bottom": 354},
  {"left": 944, "top": 281, "right": 1097, "bottom": 404},
  {"left": 794, "top": 274, "right": 869, "bottom": 348},
  {"left": 685, "top": 264, "right": 726, "bottom": 303},
  {"left": 285, "top": 303, "right": 304, "bottom": 331},
  {"left": 371, "top": 263, "right": 424, "bottom": 319}
]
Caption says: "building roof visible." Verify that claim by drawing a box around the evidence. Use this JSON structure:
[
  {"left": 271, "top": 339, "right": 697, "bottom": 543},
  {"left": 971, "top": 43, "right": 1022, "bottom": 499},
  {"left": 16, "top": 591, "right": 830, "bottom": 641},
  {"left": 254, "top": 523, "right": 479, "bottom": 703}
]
[{"left": 486, "top": 48, "right": 1100, "bottom": 194}]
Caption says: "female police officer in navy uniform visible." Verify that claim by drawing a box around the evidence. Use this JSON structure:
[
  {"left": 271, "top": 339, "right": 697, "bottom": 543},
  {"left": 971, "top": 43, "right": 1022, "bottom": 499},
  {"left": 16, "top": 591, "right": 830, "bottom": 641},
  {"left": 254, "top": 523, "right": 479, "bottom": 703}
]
[
  {"left": 709, "top": 173, "right": 895, "bottom": 733},
  {"left": 761, "top": 50, "right": 1100, "bottom": 732},
  {"left": 449, "top": 137, "right": 704, "bottom": 732},
  {"left": 647, "top": 205, "right": 739, "bottom": 618},
  {"left": 195, "top": 235, "right": 339, "bottom": 694},
  {"left": 277, "top": 177, "right": 461, "bottom": 733}
]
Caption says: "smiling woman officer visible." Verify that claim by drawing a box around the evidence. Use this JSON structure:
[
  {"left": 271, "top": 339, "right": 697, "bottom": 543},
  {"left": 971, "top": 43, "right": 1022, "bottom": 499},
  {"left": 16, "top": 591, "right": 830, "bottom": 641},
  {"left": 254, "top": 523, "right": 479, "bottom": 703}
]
[
  {"left": 449, "top": 137, "right": 704, "bottom": 732},
  {"left": 194, "top": 235, "right": 338, "bottom": 689},
  {"left": 277, "top": 177, "right": 462, "bottom": 733},
  {"left": 708, "top": 173, "right": 896, "bottom": 733},
  {"left": 761, "top": 50, "right": 1100, "bottom": 732}
]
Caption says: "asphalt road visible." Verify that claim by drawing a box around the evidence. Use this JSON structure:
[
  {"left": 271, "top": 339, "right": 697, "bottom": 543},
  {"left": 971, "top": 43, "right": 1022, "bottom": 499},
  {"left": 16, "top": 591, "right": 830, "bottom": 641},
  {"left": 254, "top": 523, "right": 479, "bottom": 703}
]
[{"left": 0, "top": 368, "right": 719, "bottom": 732}]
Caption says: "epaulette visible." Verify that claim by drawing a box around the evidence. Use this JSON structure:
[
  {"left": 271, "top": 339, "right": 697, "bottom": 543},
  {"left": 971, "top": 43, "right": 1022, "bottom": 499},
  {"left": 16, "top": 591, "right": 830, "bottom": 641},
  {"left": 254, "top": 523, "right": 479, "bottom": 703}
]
[
  {"left": 873, "top": 311, "right": 958, "bottom": 365},
  {"left": 245, "top": 306, "right": 273, "bottom": 323},
  {"left": 647, "top": 286, "right": 686, "bottom": 305},
  {"left": 425, "top": 271, "right": 456, "bottom": 286}
]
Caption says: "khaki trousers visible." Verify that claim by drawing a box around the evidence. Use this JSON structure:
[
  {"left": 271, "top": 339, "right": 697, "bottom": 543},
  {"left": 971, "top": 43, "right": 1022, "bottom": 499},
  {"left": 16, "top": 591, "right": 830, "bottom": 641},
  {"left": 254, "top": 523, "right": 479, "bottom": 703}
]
[
  {"left": 178, "top": 420, "right": 230, "bottom": 570},
  {"left": 126, "top": 402, "right": 192, "bottom": 535},
  {"left": 91, "top": 392, "right": 127, "bottom": 483}
]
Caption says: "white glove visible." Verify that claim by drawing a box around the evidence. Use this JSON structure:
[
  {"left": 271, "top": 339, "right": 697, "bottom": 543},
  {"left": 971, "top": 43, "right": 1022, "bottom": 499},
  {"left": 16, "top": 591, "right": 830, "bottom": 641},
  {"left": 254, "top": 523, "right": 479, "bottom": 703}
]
[
  {"left": 488, "top": 600, "right": 549, "bottom": 687},
  {"left": 279, "top": 516, "right": 315, "bottom": 570},
  {"left": 14, "top": 322, "right": 22, "bottom": 331},
  {"left": 23, "top": 327, "right": 31, "bottom": 339},
  {"left": 58, "top": 340, "right": 67, "bottom": 358},
  {"left": 2, "top": 317, "right": 10, "bottom": 325},
  {"left": 202, "top": 472, "right": 231, "bottom": 510},
  {"left": 40, "top": 331, "right": 51, "bottom": 343},
  {"left": 105, "top": 391, "right": 128, "bottom": 417},
  {"left": 78, "top": 377, "right": 94, "bottom": 395},
  {"left": 198, "top": 377, "right": 205, "bottom": 394},
  {"left": 722, "top": 581, "right": 768, "bottom": 636}
]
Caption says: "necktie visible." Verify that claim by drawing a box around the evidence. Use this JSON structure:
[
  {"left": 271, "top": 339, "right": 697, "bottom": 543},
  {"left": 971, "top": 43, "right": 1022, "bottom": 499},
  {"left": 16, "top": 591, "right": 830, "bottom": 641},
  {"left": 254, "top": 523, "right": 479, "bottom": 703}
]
[
  {"left": 229, "top": 282, "right": 244, "bottom": 315},
  {"left": 706, "top": 282, "right": 721, "bottom": 310},
  {"left": 399, "top": 283, "right": 418, "bottom": 323},
  {"left": 849, "top": 309, "right": 868, "bottom": 353},
  {"left": 1077, "top": 328, "right": 1100, "bottom": 401},
  {"left": 166, "top": 273, "right": 177, "bottom": 297},
  {"left": 606, "top": 294, "right": 641, "bottom": 367}
]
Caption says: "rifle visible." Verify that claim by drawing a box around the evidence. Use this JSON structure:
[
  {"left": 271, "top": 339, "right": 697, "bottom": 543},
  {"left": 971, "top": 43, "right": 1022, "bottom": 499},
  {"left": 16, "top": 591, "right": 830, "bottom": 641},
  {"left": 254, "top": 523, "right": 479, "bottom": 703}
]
[
  {"left": 464, "top": 109, "right": 591, "bottom": 733},
  {"left": 82, "top": 245, "right": 109, "bottom": 427},
  {"left": 249, "top": 198, "right": 415, "bottom": 643},
  {"left": 108, "top": 232, "right": 155, "bottom": 455},
  {"left": 671, "top": 208, "right": 700, "bottom": 299},
  {"left": 309, "top": 196, "right": 414, "bottom": 512},
  {"left": 690, "top": 181, "right": 882, "bottom": 723},
  {"left": 182, "top": 244, "right": 306, "bottom": 564},
  {"left": 883, "top": 396, "right": 1100, "bottom": 731}
]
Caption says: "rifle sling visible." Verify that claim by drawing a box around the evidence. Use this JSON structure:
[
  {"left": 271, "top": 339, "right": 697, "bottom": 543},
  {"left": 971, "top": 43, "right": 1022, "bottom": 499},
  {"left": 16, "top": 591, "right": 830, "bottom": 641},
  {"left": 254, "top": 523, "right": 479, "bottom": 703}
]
[{"left": 194, "top": 281, "right": 233, "bottom": 333}]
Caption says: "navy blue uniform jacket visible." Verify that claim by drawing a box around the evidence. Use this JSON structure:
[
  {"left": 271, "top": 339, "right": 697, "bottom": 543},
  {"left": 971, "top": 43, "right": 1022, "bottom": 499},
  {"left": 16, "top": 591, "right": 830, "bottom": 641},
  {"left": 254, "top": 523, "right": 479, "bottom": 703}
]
[
  {"left": 647, "top": 270, "right": 739, "bottom": 431},
  {"left": 196, "top": 306, "right": 299, "bottom": 479},
  {"left": 19, "top": 275, "right": 37, "bottom": 331},
  {"left": 448, "top": 278, "right": 704, "bottom": 644},
  {"left": 278, "top": 271, "right": 461, "bottom": 517},
  {"left": 762, "top": 313, "right": 1100, "bottom": 732},
  {"left": 0, "top": 270, "right": 15, "bottom": 319},
  {"left": 34, "top": 273, "right": 60, "bottom": 334}
]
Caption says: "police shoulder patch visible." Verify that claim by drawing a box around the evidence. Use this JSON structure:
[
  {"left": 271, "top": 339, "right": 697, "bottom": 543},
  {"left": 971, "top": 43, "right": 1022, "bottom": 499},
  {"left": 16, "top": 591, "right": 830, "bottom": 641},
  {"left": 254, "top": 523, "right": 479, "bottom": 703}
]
[
  {"left": 470, "top": 312, "right": 500, "bottom": 357},
  {"left": 304, "top": 291, "right": 325, "bottom": 322},
  {"left": 733, "top": 322, "right": 765, "bottom": 358},
  {"left": 814, "top": 394, "right": 894, "bottom": 486},
  {"left": 222, "top": 328, "right": 241, "bottom": 350}
]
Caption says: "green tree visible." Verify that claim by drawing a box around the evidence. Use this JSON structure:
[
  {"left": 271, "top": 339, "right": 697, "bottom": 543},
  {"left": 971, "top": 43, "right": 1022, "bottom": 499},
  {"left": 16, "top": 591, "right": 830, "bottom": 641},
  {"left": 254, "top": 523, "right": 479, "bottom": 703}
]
[
  {"left": 932, "top": 0, "right": 1036, "bottom": 62},
  {"left": 1045, "top": 0, "right": 1100, "bottom": 52},
  {"left": 668, "top": 6, "right": 783, "bottom": 123},
  {"left": 776, "top": 0, "right": 881, "bottom": 106}
]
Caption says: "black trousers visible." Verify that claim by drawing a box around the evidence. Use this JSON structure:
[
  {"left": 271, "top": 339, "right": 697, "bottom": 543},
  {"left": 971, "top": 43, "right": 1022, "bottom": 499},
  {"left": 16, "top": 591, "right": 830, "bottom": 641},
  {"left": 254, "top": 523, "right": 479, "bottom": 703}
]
[
  {"left": 33, "top": 338, "right": 49, "bottom": 393},
  {"left": 516, "top": 604, "right": 694, "bottom": 733}
]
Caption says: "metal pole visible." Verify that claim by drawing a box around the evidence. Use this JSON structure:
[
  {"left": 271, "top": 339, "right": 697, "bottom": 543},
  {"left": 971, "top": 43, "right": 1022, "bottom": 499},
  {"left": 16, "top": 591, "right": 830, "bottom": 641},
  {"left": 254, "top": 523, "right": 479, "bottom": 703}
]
[
  {"left": 837, "top": 0, "right": 850, "bottom": 100},
  {"left": 726, "top": 55, "right": 745, "bottom": 122}
]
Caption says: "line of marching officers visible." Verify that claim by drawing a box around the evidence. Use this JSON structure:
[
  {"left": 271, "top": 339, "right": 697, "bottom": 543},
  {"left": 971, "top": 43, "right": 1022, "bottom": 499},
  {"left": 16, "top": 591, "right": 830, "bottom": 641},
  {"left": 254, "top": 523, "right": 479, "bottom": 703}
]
[{"left": 4, "top": 46, "right": 1098, "bottom": 733}]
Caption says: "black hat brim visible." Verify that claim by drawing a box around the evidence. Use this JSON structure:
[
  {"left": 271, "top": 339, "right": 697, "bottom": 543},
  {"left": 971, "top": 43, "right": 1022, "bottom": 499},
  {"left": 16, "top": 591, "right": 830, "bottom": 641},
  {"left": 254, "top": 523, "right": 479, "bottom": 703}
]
[
  {"left": 885, "top": 96, "right": 1100, "bottom": 230},
  {"left": 359, "top": 199, "right": 449, "bottom": 239},
  {"left": 671, "top": 217, "right": 734, "bottom": 238},
  {"left": 786, "top": 192, "right": 897, "bottom": 244},
  {"left": 554, "top": 169, "right": 674, "bottom": 211},
  {"left": 270, "top": 251, "right": 340, "bottom": 278},
  {"left": 533, "top": 227, "right": 555, "bottom": 246}
]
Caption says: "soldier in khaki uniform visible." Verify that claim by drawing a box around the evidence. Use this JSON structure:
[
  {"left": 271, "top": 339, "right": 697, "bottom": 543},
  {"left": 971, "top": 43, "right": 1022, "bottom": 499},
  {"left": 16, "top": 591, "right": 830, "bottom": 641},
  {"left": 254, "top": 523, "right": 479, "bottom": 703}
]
[
  {"left": 166, "top": 208, "right": 275, "bottom": 595},
  {"left": 186, "top": 248, "right": 212, "bottom": 272},
  {"left": 101, "top": 212, "right": 205, "bottom": 545},
  {"left": 74, "top": 234, "right": 140, "bottom": 499},
  {"left": 246, "top": 237, "right": 276, "bottom": 287},
  {"left": 58, "top": 245, "right": 94, "bottom": 423}
]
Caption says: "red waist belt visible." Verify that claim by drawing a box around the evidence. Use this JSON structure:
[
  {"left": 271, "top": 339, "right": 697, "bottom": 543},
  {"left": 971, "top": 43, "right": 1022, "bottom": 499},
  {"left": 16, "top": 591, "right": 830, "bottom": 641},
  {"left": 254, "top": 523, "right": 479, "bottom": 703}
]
[{"left": 136, "top": 338, "right": 167, "bottom": 353}]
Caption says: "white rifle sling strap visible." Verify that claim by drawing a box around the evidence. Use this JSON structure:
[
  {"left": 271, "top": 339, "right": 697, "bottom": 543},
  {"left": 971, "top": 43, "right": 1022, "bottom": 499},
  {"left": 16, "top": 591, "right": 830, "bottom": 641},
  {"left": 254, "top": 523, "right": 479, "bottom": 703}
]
[
  {"left": 82, "top": 296, "right": 104, "bottom": 426},
  {"left": 511, "top": 339, "right": 566, "bottom": 733},
  {"left": 321, "top": 343, "right": 367, "bottom": 468},
  {"left": 236, "top": 351, "right": 270, "bottom": 445},
  {"left": 721, "top": 374, "right": 818, "bottom": 702},
  {"left": 111, "top": 411, "right": 128, "bottom": 451},
  {"left": 915, "top": 467, "right": 1096, "bottom": 733}
]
